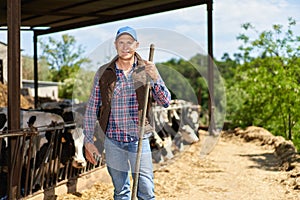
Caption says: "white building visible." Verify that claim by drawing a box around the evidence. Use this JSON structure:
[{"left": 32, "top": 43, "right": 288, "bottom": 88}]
[
  {"left": 22, "top": 79, "right": 59, "bottom": 100},
  {"left": 0, "top": 41, "right": 23, "bottom": 84},
  {"left": 1, "top": 41, "right": 58, "bottom": 100},
  {"left": 0, "top": 41, "right": 8, "bottom": 84}
]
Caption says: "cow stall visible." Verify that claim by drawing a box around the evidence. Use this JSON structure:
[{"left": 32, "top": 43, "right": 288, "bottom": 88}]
[
  {"left": 0, "top": 110, "right": 103, "bottom": 200},
  {"left": 0, "top": 99, "right": 201, "bottom": 199}
]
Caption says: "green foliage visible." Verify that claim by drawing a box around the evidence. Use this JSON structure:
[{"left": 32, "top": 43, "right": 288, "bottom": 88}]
[
  {"left": 22, "top": 55, "right": 34, "bottom": 80},
  {"left": 22, "top": 55, "right": 51, "bottom": 81},
  {"left": 38, "top": 34, "right": 91, "bottom": 99},
  {"left": 157, "top": 56, "right": 206, "bottom": 106},
  {"left": 72, "top": 68, "right": 96, "bottom": 102},
  {"left": 225, "top": 18, "right": 300, "bottom": 150},
  {"left": 215, "top": 53, "right": 239, "bottom": 81},
  {"left": 158, "top": 54, "right": 227, "bottom": 129}
]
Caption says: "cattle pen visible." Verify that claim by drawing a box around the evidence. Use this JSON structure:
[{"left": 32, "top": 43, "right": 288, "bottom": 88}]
[
  {"left": 2, "top": 1, "right": 214, "bottom": 198},
  {"left": 0, "top": 100, "right": 202, "bottom": 199},
  {"left": 0, "top": 121, "right": 106, "bottom": 200}
]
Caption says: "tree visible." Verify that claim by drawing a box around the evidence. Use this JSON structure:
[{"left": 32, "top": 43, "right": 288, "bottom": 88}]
[
  {"left": 157, "top": 56, "right": 206, "bottom": 105},
  {"left": 22, "top": 55, "right": 34, "bottom": 80},
  {"left": 22, "top": 55, "right": 51, "bottom": 81},
  {"left": 71, "top": 68, "right": 96, "bottom": 102},
  {"left": 157, "top": 54, "right": 227, "bottom": 129},
  {"left": 38, "top": 34, "right": 91, "bottom": 99},
  {"left": 226, "top": 18, "right": 300, "bottom": 148}
]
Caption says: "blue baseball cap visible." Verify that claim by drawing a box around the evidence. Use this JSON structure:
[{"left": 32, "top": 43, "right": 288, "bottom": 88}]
[{"left": 115, "top": 26, "right": 137, "bottom": 41}]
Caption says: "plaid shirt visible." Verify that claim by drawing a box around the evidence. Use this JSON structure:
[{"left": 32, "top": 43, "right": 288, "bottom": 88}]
[{"left": 83, "top": 61, "right": 171, "bottom": 143}]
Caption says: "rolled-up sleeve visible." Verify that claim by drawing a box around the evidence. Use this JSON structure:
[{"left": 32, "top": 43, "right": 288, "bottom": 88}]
[
  {"left": 151, "top": 74, "right": 171, "bottom": 108},
  {"left": 83, "top": 71, "right": 101, "bottom": 144}
]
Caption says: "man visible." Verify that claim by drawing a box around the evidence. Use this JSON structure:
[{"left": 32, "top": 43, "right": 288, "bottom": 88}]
[{"left": 83, "top": 26, "right": 171, "bottom": 200}]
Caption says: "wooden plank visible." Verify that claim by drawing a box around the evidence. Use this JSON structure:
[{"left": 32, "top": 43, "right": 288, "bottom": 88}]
[{"left": 7, "top": 0, "right": 21, "bottom": 199}]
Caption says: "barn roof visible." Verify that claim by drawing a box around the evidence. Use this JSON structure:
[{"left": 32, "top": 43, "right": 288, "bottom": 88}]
[
  {"left": 3, "top": 0, "right": 213, "bottom": 137},
  {"left": 1, "top": 0, "right": 209, "bottom": 35}
]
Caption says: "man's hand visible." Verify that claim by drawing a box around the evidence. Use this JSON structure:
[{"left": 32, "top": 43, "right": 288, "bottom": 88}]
[
  {"left": 144, "top": 60, "right": 158, "bottom": 82},
  {"left": 84, "top": 142, "right": 101, "bottom": 165}
]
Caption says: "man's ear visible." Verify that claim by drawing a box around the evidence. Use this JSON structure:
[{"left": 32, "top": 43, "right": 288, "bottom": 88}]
[{"left": 135, "top": 41, "right": 140, "bottom": 49}]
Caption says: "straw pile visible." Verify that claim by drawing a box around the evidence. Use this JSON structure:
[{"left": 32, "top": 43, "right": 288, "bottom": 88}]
[{"left": 0, "top": 82, "right": 34, "bottom": 109}]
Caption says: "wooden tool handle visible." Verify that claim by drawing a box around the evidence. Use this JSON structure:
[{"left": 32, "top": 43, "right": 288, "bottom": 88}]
[{"left": 148, "top": 44, "right": 155, "bottom": 62}]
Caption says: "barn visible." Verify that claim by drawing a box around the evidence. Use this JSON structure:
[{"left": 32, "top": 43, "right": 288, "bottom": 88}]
[
  {"left": 0, "top": 41, "right": 24, "bottom": 85},
  {"left": 0, "top": 42, "right": 57, "bottom": 100},
  {"left": 0, "top": 0, "right": 214, "bottom": 199}
]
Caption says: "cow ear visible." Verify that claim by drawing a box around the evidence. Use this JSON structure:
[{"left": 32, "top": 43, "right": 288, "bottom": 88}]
[
  {"left": 0, "top": 113, "right": 7, "bottom": 129},
  {"left": 28, "top": 116, "right": 37, "bottom": 127}
]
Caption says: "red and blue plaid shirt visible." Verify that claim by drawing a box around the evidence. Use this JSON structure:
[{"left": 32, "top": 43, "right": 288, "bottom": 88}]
[{"left": 84, "top": 61, "right": 171, "bottom": 143}]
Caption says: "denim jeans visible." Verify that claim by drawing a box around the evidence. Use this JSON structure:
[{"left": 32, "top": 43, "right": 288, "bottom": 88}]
[{"left": 104, "top": 136, "right": 155, "bottom": 200}]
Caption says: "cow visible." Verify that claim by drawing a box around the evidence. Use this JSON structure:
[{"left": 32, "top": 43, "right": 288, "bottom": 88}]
[
  {"left": 25, "top": 101, "right": 87, "bottom": 169},
  {"left": 61, "top": 108, "right": 87, "bottom": 168},
  {"left": 169, "top": 100, "right": 200, "bottom": 144},
  {"left": 0, "top": 114, "right": 8, "bottom": 199},
  {"left": 150, "top": 107, "right": 175, "bottom": 163},
  {"left": 0, "top": 108, "right": 84, "bottom": 197},
  {"left": 150, "top": 100, "right": 200, "bottom": 163},
  {"left": 38, "top": 102, "right": 88, "bottom": 168},
  {"left": 0, "top": 113, "right": 9, "bottom": 175}
]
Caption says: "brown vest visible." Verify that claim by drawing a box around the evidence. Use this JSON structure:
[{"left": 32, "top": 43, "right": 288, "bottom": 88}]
[{"left": 97, "top": 53, "right": 152, "bottom": 135}]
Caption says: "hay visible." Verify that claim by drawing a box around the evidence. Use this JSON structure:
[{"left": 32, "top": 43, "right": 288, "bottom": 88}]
[{"left": 0, "top": 82, "right": 34, "bottom": 109}]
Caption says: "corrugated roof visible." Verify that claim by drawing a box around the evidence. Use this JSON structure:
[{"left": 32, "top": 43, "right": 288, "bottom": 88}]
[{"left": 0, "top": 0, "right": 208, "bottom": 35}]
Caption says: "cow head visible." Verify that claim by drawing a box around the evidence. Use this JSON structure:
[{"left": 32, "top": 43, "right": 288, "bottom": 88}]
[{"left": 69, "top": 128, "right": 87, "bottom": 168}]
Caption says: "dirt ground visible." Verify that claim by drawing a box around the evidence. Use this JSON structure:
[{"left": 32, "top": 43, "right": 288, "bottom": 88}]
[{"left": 57, "top": 127, "right": 300, "bottom": 200}]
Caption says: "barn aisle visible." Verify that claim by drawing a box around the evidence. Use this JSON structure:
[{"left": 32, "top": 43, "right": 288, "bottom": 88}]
[{"left": 57, "top": 128, "right": 300, "bottom": 200}]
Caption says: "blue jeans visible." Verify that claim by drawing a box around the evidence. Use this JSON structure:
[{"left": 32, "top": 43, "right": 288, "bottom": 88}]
[{"left": 104, "top": 136, "right": 155, "bottom": 200}]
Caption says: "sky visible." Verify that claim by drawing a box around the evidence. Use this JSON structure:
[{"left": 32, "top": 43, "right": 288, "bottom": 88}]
[{"left": 1, "top": 0, "right": 300, "bottom": 64}]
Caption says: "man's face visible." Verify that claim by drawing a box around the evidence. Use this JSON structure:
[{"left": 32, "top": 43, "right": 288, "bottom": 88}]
[{"left": 115, "top": 34, "right": 139, "bottom": 60}]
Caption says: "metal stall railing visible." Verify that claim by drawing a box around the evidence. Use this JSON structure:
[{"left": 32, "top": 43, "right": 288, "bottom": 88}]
[
  {"left": 0, "top": 123, "right": 103, "bottom": 200},
  {"left": 0, "top": 100, "right": 200, "bottom": 199}
]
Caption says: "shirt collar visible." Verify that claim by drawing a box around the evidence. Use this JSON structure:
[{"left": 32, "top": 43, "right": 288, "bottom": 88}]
[{"left": 115, "top": 56, "right": 137, "bottom": 71}]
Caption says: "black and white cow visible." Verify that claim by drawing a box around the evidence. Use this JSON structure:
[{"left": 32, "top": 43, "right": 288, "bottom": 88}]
[
  {"left": 44, "top": 102, "right": 104, "bottom": 168},
  {"left": 169, "top": 100, "right": 200, "bottom": 144},
  {"left": 0, "top": 113, "right": 8, "bottom": 198},
  {"left": 39, "top": 101, "right": 89, "bottom": 168},
  {"left": 0, "top": 108, "right": 86, "bottom": 197},
  {"left": 150, "top": 107, "right": 176, "bottom": 163},
  {"left": 150, "top": 100, "right": 200, "bottom": 163},
  {"left": 21, "top": 109, "right": 87, "bottom": 171},
  {"left": 61, "top": 107, "right": 87, "bottom": 168}
]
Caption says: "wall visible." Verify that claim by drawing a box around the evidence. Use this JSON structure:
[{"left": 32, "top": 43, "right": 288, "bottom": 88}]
[{"left": 22, "top": 79, "right": 59, "bottom": 100}]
